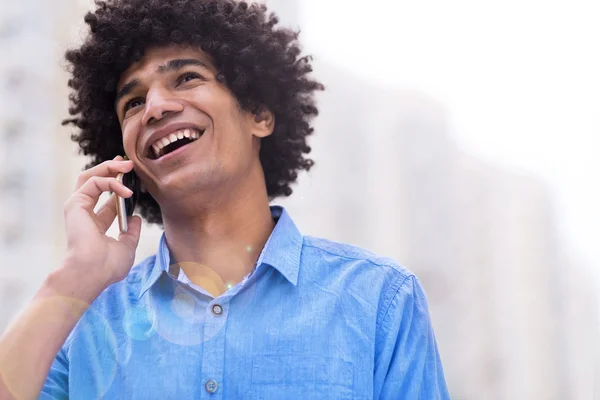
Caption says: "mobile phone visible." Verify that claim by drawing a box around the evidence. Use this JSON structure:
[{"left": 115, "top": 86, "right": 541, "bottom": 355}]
[{"left": 115, "top": 156, "right": 139, "bottom": 233}]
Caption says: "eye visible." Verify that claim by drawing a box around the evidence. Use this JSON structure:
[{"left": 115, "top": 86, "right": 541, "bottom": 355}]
[
  {"left": 176, "top": 72, "right": 204, "bottom": 85},
  {"left": 124, "top": 97, "right": 145, "bottom": 113}
]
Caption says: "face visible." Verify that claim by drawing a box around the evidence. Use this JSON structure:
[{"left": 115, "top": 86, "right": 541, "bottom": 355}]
[{"left": 115, "top": 45, "right": 274, "bottom": 203}]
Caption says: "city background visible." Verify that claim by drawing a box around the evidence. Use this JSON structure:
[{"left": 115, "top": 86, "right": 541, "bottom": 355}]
[{"left": 0, "top": 0, "right": 598, "bottom": 398}]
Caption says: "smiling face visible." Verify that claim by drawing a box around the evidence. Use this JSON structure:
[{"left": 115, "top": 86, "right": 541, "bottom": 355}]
[{"left": 115, "top": 45, "right": 274, "bottom": 204}]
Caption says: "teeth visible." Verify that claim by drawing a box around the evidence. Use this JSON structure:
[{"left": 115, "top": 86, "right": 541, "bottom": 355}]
[{"left": 151, "top": 129, "right": 204, "bottom": 159}]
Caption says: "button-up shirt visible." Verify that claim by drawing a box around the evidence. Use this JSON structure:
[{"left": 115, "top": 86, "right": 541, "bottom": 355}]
[{"left": 41, "top": 206, "right": 450, "bottom": 399}]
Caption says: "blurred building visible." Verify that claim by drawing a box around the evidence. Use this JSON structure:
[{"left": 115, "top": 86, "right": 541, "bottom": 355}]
[
  {"left": 0, "top": 1, "right": 596, "bottom": 399},
  {"left": 0, "top": 0, "right": 72, "bottom": 332}
]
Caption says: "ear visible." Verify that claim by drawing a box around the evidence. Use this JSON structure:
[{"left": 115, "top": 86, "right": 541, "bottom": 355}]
[{"left": 250, "top": 106, "right": 275, "bottom": 138}]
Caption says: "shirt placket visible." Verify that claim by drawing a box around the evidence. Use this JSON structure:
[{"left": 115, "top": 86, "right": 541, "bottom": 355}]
[{"left": 200, "top": 297, "right": 229, "bottom": 399}]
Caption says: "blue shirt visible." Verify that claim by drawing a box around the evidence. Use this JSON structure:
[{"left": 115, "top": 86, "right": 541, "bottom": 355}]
[{"left": 41, "top": 206, "right": 449, "bottom": 399}]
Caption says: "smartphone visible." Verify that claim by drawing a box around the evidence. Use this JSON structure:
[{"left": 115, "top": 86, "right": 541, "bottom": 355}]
[{"left": 115, "top": 156, "right": 139, "bottom": 233}]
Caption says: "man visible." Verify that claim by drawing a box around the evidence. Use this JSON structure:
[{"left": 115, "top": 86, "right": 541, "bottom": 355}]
[{"left": 0, "top": 0, "right": 449, "bottom": 398}]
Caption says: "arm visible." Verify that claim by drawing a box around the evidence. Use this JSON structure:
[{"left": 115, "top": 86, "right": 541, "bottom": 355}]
[
  {"left": 373, "top": 275, "right": 450, "bottom": 400},
  {"left": 0, "top": 265, "right": 101, "bottom": 400},
  {"left": 0, "top": 157, "right": 142, "bottom": 400}
]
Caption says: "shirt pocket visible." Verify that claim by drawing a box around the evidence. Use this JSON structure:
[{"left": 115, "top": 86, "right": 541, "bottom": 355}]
[{"left": 250, "top": 355, "right": 354, "bottom": 400}]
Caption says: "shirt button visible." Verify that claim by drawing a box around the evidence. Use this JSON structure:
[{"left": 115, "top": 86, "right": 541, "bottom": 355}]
[
  {"left": 211, "top": 304, "right": 223, "bottom": 316},
  {"left": 205, "top": 379, "right": 218, "bottom": 393}
]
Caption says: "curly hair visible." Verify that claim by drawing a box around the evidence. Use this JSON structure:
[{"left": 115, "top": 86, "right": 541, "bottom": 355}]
[{"left": 63, "top": 0, "right": 324, "bottom": 226}]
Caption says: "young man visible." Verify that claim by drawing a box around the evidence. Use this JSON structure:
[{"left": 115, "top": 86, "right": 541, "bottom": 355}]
[{"left": 0, "top": 0, "right": 449, "bottom": 398}]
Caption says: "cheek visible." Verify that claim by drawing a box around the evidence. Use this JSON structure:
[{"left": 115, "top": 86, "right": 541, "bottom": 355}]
[
  {"left": 120, "top": 121, "right": 140, "bottom": 156},
  {"left": 191, "top": 91, "right": 248, "bottom": 146},
  {"left": 192, "top": 85, "right": 241, "bottom": 121}
]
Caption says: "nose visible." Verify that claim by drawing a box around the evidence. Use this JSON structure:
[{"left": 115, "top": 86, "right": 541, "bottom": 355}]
[{"left": 141, "top": 87, "right": 184, "bottom": 126}]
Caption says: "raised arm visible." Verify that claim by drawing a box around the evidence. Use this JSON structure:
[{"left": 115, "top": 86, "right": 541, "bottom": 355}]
[{"left": 0, "top": 157, "right": 142, "bottom": 400}]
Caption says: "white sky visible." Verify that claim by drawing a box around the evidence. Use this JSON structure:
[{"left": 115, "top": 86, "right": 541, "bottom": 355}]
[{"left": 299, "top": 0, "right": 600, "bottom": 276}]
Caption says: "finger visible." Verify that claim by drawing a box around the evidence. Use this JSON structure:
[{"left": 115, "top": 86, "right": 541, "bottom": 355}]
[
  {"left": 74, "top": 158, "right": 134, "bottom": 191},
  {"left": 68, "top": 176, "right": 133, "bottom": 214},
  {"left": 96, "top": 193, "right": 118, "bottom": 233},
  {"left": 118, "top": 215, "right": 142, "bottom": 251}
]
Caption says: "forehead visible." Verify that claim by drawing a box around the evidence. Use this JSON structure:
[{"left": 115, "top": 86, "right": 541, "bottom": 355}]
[{"left": 117, "top": 45, "right": 215, "bottom": 89}]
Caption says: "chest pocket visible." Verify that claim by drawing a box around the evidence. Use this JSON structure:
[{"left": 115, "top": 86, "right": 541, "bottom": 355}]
[{"left": 250, "top": 355, "right": 354, "bottom": 400}]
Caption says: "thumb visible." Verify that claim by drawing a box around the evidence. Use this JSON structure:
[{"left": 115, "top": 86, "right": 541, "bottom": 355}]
[{"left": 118, "top": 215, "right": 142, "bottom": 251}]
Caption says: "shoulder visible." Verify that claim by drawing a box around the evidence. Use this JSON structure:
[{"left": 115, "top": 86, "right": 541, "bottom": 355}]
[
  {"left": 302, "top": 235, "right": 413, "bottom": 280},
  {"left": 299, "top": 235, "right": 417, "bottom": 313}
]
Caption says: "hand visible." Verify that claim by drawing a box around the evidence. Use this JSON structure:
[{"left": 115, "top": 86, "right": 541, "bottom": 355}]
[{"left": 61, "top": 155, "right": 143, "bottom": 292}]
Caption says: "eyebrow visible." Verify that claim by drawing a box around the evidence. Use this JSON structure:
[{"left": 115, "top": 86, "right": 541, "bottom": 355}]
[{"left": 114, "top": 58, "right": 212, "bottom": 107}]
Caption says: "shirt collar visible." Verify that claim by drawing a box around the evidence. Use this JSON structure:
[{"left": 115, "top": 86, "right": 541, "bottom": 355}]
[
  {"left": 255, "top": 205, "right": 303, "bottom": 286},
  {"left": 137, "top": 205, "right": 302, "bottom": 299}
]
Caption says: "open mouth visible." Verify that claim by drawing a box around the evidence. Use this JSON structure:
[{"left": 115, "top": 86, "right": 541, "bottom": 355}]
[{"left": 148, "top": 128, "right": 205, "bottom": 160}]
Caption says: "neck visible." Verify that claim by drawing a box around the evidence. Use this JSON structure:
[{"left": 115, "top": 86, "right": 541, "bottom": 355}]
[{"left": 160, "top": 164, "right": 275, "bottom": 296}]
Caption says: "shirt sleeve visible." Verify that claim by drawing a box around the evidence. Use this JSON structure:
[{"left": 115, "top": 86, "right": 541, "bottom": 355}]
[
  {"left": 38, "top": 347, "right": 69, "bottom": 400},
  {"left": 373, "top": 274, "right": 450, "bottom": 400}
]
